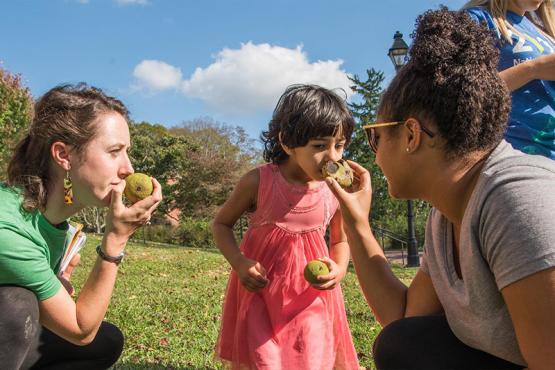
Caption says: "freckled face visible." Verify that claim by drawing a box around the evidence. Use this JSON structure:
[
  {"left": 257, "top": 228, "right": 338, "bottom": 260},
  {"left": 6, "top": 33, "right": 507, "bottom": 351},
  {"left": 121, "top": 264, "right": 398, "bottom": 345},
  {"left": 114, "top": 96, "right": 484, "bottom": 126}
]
[{"left": 70, "top": 112, "right": 134, "bottom": 207}]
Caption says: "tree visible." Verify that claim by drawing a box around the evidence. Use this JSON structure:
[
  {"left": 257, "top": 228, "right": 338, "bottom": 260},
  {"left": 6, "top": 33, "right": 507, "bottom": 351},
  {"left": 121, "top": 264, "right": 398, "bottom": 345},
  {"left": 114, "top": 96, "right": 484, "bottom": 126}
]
[
  {"left": 346, "top": 68, "right": 430, "bottom": 246},
  {"left": 170, "top": 117, "right": 262, "bottom": 217},
  {"left": 0, "top": 67, "right": 33, "bottom": 179},
  {"left": 129, "top": 122, "right": 197, "bottom": 219}
]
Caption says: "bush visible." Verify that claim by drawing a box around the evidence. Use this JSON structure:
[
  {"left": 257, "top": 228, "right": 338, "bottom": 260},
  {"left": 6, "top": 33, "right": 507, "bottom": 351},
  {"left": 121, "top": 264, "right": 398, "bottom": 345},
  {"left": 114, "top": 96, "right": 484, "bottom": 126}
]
[
  {"left": 132, "top": 224, "right": 179, "bottom": 245},
  {"left": 0, "top": 67, "right": 33, "bottom": 179},
  {"left": 176, "top": 217, "right": 214, "bottom": 248},
  {"left": 127, "top": 218, "right": 215, "bottom": 249}
]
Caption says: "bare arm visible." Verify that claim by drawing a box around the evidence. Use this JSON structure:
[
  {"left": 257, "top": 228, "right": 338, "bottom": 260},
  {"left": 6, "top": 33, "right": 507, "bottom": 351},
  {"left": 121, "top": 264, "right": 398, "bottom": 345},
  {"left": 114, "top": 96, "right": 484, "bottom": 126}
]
[
  {"left": 326, "top": 161, "right": 442, "bottom": 326},
  {"left": 501, "top": 267, "right": 555, "bottom": 370},
  {"left": 500, "top": 53, "right": 555, "bottom": 91},
  {"left": 329, "top": 209, "right": 350, "bottom": 276},
  {"left": 211, "top": 169, "right": 268, "bottom": 292},
  {"left": 211, "top": 169, "right": 258, "bottom": 269},
  {"left": 311, "top": 209, "right": 350, "bottom": 290},
  {"left": 39, "top": 178, "right": 162, "bottom": 345}
]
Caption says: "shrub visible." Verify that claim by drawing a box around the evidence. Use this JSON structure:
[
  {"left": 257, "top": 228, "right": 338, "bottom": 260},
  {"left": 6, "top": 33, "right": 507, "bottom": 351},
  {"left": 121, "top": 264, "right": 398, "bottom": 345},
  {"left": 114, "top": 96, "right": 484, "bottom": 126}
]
[
  {"left": 176, "top": 217, "right": 214, "bottom": 248},
  {"left": 0, "top": 67, "right": 33, "bottom": 179}
]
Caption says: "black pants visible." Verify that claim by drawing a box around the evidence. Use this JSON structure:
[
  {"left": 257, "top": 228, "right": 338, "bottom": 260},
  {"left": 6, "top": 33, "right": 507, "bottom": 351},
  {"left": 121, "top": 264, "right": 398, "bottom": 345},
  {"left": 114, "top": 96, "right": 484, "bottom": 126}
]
[
  {"left": 373, "top": 315, "right": 525, "bottom": 370},
  {"left": 0, "top": 286, "right": 124, "bottom": 370}
]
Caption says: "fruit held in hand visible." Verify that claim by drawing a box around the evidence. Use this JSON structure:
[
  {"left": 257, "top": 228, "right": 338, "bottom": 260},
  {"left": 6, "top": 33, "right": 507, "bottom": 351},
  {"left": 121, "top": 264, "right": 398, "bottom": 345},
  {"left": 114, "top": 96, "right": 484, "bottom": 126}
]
[
  {"left": 322, "top": 159, "right": 353, "bottom": 188},
  {"left": 124, "top": 173, "right": 153, "bottom": 203},
  {"left": 304, "top": 260, "right": 330, "bottom": 284}
]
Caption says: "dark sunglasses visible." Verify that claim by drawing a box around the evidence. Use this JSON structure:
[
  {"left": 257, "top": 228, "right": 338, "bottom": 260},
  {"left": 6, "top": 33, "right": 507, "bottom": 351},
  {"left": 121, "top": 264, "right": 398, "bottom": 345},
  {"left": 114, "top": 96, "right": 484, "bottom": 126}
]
[{"left": 362, "top": 121, "right": 435, "bottom": 153}]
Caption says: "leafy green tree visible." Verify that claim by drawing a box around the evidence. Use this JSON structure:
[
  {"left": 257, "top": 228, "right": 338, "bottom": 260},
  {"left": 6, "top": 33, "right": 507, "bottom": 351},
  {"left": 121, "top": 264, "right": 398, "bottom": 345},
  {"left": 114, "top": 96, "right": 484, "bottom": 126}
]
[
  {"left": 346, "top": 68, "right": 429, "bottom": 247},
  {"left": 0, "top": 68, "right": 33, "bottom": 179},
  {"left": 170, "top": 118, "right": 262, "bottom": 217},
  {"left": 74, "top": 119, "right": 261, "bottom": 236},
  {"left": 129, "top": 122, "right": 197, "bottom": 219}
]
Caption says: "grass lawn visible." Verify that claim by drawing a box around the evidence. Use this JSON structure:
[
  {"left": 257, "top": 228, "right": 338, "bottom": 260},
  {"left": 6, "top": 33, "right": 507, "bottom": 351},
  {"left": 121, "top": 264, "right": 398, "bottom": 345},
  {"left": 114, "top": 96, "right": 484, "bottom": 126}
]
[{"left": 71, "top": 236, "right": 417, "bottom": 370}]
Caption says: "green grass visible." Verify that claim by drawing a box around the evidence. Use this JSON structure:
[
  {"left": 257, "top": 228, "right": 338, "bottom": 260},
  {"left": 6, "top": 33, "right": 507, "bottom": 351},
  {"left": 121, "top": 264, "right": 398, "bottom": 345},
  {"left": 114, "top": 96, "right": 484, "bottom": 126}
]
[{"left": 72, "top": 236, "right": 417, "bottom": 370}]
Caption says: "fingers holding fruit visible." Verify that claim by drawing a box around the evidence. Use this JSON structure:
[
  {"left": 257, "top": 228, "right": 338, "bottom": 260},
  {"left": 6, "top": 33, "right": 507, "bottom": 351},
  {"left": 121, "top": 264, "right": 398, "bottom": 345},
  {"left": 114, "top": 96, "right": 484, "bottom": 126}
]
[
  {"left": 105, "top": 173, "right": 162, "bottom": 239},
  {"left": 322, "top": 159, "right": 354, "bottom": 188},
  {"left": 124, "top": 173, "right": 162, "bottom": 208},
  {"left": 304, "top": 258, "right": 341, "bottom": 290}
]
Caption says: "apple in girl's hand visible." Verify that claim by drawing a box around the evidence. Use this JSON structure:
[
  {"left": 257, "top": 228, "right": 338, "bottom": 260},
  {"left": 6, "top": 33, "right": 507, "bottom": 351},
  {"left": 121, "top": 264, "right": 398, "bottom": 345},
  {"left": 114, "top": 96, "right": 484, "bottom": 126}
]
[
  {"left": 322, "top": 159, "right": 353, "bottom": 188},
  {"left": 304, "top": 260, "right": 330, "bottom": 284}
]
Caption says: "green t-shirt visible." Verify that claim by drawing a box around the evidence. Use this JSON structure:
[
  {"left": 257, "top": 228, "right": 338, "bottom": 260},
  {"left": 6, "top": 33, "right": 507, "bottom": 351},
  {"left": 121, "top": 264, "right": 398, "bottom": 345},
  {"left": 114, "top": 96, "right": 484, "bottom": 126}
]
[{"left": 0, "top": 184, "right": 69, "bottom": 300}]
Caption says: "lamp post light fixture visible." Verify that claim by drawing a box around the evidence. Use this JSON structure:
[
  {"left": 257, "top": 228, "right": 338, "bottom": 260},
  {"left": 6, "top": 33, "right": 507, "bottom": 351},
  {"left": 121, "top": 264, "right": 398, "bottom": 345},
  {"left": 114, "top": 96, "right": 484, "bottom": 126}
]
[
  {"left": 388, "top": 31, "right": 410, "bottom": 72},
  {"left": 388, "top": 31, "right": 420, "bottom": 267}
]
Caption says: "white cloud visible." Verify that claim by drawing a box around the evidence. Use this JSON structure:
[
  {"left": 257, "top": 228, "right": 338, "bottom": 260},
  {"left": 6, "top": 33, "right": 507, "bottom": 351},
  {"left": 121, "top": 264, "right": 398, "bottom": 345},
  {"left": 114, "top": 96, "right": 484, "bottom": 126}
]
[
  {"left": 115, "top": 0, "right": 149, "bottom": 5},
  {"left": 133, "top": 60, "right": 183, "bottom": 90},
  {"left": 131, "top": 42, "right": 353, "bottom": 115}
]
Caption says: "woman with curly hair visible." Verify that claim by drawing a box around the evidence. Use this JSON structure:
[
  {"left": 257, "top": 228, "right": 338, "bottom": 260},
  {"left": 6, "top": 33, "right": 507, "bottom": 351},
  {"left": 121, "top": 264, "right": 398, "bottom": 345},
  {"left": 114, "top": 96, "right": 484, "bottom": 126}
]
[
  {"left": 325, "top": 7, "right": 555, "bottom": 370},
  {"left": 463, "top": 0, "right": 555, "bottom": 160}
]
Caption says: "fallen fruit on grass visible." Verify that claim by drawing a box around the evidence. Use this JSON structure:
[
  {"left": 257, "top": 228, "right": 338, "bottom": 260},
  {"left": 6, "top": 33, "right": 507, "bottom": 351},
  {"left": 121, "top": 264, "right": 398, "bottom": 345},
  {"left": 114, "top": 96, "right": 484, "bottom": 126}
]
[
  {"left": 322, "top": 159, "right": 353, "bottom": 188},
  {"left": 124, "top": 173, "right": 153, "bottom": 203},
  {"left": 304, "top": 260, "right": 329, "bottom": 284}
]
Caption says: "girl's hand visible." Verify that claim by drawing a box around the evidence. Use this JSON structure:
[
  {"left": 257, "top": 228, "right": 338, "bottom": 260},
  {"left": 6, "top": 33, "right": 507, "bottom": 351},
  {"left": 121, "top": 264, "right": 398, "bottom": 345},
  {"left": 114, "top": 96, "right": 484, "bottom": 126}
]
[
  {"left": 325, "top": 160, "right": 372, "bottom": 226},
  {"left": 234, "top": 256, "right": 269, "bottom": 292},
  {"left": 103, "top": 177, "right": 163, "bottom": 254},
  {"left": 311, "top": 257, "right": 346, "bottom": 290}
]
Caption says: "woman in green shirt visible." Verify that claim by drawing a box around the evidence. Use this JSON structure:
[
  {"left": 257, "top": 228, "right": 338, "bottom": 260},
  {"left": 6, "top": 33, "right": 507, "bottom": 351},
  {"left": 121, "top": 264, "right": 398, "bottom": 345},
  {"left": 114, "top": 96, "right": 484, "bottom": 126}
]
[{"left": 0, "top": 84, "right": 162, "bottom": 369}]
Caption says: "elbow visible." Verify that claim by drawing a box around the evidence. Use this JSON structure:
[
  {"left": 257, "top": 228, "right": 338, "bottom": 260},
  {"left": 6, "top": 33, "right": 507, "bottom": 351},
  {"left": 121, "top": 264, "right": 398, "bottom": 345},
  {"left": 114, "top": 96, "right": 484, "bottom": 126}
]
[
  {"left": 76, "top": 335, "right": 95, "bottom": 346},
  {"left": 65, "top": 333, "right": 94, "bottom": 346},
  {"left": 66, "top": 328, "right": 98, "bottom": 346}
]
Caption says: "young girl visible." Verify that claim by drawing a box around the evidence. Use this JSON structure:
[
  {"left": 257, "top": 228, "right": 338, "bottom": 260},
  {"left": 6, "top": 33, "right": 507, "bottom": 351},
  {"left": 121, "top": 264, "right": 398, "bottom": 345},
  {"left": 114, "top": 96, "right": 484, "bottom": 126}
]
[{"left": 212, "top": 84, "right": 360, "bottom": 370}]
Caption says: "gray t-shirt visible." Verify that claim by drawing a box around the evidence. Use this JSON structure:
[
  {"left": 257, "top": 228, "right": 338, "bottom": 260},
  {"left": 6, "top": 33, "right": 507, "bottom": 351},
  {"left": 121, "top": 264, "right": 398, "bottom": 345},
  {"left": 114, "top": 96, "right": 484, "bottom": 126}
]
[{"left": 421, "top": 140, "right": 555, "bottom": 366}]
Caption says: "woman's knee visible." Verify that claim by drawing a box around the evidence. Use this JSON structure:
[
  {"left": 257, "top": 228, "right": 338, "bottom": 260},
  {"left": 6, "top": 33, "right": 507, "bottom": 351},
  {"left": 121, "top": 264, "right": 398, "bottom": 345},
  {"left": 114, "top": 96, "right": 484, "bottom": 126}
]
[
  {"left": 373, "top": 318, "right": 418, "bottom": 370},
  {"left": 0, "top": 286, "right": 40, "bottom": 363},
  {"left": 95, "top": 322, "right": 125, "bottom": 367}
]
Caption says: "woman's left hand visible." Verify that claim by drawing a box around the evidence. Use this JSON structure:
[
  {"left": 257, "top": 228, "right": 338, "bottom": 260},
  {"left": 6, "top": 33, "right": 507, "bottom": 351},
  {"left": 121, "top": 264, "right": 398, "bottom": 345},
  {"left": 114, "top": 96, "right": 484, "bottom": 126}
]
[
  {"left": 310, "top": 256, "right": 346, "bottom": 290},
  {"left": 58, "top": 253, "right": 81, "bottom": 296}
]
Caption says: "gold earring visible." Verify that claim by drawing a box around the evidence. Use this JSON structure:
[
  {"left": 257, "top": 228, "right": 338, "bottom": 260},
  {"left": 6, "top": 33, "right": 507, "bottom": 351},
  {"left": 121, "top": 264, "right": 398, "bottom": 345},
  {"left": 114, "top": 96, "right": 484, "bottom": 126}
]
[
  {"left": 64, "top": 172, "right": 73, "bottom": 205},
  {"left": 406, "top": 148, "right": 410, "bottom": 153}
]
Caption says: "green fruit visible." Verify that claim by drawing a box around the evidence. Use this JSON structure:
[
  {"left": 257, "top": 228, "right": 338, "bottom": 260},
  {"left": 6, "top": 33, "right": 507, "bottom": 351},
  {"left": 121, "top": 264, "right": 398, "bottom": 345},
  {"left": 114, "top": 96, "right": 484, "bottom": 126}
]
[
  {"left": 124, "top": 173, "right": 153, "bottom": 203},
  {"left": 304, "top": 260, "right": 330, "bottom": 284},
  {"left": 321, "top": 159, "right": 353, "bottom": 188}
]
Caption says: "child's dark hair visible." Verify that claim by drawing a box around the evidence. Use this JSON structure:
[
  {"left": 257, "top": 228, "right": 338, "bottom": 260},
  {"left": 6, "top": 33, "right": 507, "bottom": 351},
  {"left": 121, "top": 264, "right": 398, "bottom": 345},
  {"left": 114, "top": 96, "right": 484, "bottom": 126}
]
[
  {"left": 378, "top": 7, "right": 510, "bottom": 159},
  {"left": 261, "top": 84, "right": 355, "bottom": 163}
]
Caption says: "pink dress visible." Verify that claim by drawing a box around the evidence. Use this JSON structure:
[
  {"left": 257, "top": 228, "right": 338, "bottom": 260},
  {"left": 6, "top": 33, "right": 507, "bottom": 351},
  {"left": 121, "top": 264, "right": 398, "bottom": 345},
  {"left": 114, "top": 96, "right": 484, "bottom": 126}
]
[{"left": 215, "top": 164, "right": 360, "bottom": 370}]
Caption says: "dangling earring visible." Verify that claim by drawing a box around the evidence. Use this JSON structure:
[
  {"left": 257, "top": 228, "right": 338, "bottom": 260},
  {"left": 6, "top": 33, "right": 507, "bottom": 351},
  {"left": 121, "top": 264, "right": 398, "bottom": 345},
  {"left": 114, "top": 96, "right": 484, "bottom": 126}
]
[{"left": 64, "top": 172, "right": 73, "bottom": 205}]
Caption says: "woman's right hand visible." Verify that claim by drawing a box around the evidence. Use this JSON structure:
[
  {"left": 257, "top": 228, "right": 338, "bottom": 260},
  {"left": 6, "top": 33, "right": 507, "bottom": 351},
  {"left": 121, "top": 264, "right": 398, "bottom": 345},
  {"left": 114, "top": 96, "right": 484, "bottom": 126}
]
[
  {"left": 103, "top": 177, "right": 163, "bottom": 254},
  {"left": 234, "top": 255, "right": 269, "bottom": 292},
  {"left": 325, "top": 160, "right": 373, "bottom": 226}
]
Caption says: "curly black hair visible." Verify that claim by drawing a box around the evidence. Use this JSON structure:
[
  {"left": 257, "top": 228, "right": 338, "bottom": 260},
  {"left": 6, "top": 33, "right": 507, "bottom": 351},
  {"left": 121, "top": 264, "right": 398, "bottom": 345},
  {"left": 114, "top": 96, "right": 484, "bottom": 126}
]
[
  {"left": 261, "top": 84, "right": 355, "bottom": 164},
  {"left": 378, "top": 7, "right": 510, "bottom": 159}
]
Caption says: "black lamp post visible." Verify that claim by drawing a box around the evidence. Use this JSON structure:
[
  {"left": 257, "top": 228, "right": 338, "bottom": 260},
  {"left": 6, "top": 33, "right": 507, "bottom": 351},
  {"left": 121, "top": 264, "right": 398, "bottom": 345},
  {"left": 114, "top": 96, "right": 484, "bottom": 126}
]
[{"left": 388, "top": 31, "right": 420, "bottom": 267}]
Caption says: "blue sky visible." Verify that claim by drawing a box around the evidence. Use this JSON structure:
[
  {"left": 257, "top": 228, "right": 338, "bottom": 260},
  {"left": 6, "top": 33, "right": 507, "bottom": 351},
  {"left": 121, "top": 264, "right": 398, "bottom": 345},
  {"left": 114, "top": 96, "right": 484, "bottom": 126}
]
[{"left": 1, "top": 0, "right": 466, "bottom": 142}]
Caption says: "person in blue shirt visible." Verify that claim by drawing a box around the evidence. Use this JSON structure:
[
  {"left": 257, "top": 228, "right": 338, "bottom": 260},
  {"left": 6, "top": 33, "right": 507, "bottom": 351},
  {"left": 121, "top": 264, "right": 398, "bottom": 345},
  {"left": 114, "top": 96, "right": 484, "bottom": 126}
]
[{"left": 464, "top": 0, "right": 555, "bottom": 159}]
